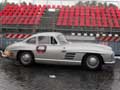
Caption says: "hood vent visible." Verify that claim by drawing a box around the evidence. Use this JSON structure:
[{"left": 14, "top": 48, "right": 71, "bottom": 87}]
[{"left": 64, "top": 53, "right": 76, "bottom": 60}]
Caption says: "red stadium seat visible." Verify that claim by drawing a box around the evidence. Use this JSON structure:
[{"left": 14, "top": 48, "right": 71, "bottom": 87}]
[
  {"left": 85, "top": 17, "right": 90, "bottom": 27},
  {"left": 23, "top": 17, "right": 30, "bottom": 25},
  {"left": 57, "top": 5, "right": 61, "bottom": 9},
  {"left": 86, "top": 7, "right": 90, "bottom": 16},
  {"left": 102, "top": 18, "right": 108, "bottom": 28},
  {"left": 108, "top": 19, "right": 114, "bottom": 28},
  {"left": 80, "top": 18, "right": 85, "bottom": 26},
  {"left": 62, "top": 17, "right": 68, "bottom": 26},
  {"left": 68, "top": 18, "right": 73, "bottom": 26},
  {"left": 7, "top": 17, "right": 15, "bottom": 24},
  {"left": 2, "top": 17, "right": 8, "bottom": 24},
  {"left": 1, "top": 4, "right": 120, "bottom": 29},
  {"left": 91, "top": 18, "right": 96, "bottom": 27},
  {"left": 97, "top": 18, "right": 102, "bottom": 27},
  {"left": 0, "top": 17, "right": 2, "bottom": 24},
  {"left": 0, "top": 12, "right": 2, "bottom": 17},
  {"left": 52, "top": 5, "right": 56, "bottom": 8},
  {"left": 34, "top": 16, "right": 41, "bottom": 25},
  {"left": 0, "top": 4, "right": 46, "bottom": 25},
  {"left": 68, "top": 7, "right": 74, "bottom": 26},
  {"left": 74, "top": 17, "right": 79, "bottom": 26},
  {"left": 114, "top": 18, "right": 120, "bottom": 28},
  {"left": 47, "top": 5, "right": 51, "bottom": 8}
]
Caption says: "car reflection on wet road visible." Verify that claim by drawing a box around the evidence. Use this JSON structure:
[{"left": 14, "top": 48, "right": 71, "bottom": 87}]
[{"left": 0, "top": 59, "right": 120, "bottom": 90}]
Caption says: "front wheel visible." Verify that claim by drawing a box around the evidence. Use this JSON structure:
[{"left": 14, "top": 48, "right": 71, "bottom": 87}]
[
  {"left": 82, "top": 54, "right": 102, "bottom": 70},
  {"left": 18, "top": 52, "right": 34, "bottom": 66}
]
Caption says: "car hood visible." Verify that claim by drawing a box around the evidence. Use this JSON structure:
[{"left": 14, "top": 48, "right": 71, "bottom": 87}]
[
  {"left": 6, "top": 42, "right": 31, "bottom": 50},
  {"left": 66, "top": 42, "right": 113, "bottom": 54}
]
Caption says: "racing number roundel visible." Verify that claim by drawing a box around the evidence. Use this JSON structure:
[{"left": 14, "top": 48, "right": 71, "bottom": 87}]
[{"left": 36, "top": 45, "right": 47, "bottom": 54}]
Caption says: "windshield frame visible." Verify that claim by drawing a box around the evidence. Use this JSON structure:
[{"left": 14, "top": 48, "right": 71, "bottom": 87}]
[{"left": 56, "top": 34, "right": 68, "bottom": 45}]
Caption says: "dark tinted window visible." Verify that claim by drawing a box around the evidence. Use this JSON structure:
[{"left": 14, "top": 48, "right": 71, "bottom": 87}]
[
  {"left": 51, "top": 37, "right": 57, "bottom": 44},
  {"left": 38, "top": 36, "right": 50, "bottom": 44},
  {"left": 57, "top": 35, "right": 68, "bottom": 44},
  {"left": 26, "top": 37, "right": 36, "bottom": 44}
]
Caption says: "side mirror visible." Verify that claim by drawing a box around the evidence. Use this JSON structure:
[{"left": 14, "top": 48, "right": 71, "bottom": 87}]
[{"left": 36, "top": 45, "right": 46, "bottom": 54}]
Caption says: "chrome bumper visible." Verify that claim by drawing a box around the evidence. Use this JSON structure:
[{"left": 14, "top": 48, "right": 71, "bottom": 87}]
[
  {"left": 104, "top": 60, "right": 116, "bottom": 64},
  {"left": 0, "top": 50, "right": 17, "bottom": 61},
  {"left": 114, "top": 56, "right": 120, "bottom": 60},
  {"left": 102, "top": 53, "right": 116, "bottom": 65},
  {"left": 0, "top": 50, "right": 7, "bottom": 58}
]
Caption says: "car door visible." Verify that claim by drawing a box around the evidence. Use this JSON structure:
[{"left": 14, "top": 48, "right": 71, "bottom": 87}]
[{"left": 35, "top": 36, "right": 66, "bottom": 60}]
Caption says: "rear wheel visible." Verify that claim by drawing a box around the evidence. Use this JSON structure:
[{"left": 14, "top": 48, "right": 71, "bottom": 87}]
[
  {"left": 18, "top": 52, "right": 34, "bottom": 66},
  {"left": 82, "top": 54, "right": 102, "bottom": 70}
]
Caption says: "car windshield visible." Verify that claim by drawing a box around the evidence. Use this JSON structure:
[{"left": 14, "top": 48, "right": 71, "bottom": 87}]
[{"left": 57, "top": 34, "right": 68, "bottom": 44}]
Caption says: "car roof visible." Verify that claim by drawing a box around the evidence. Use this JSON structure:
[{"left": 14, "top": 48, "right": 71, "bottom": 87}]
[{"left": 32, "top": 32, "right": 62, "bottom": 37}]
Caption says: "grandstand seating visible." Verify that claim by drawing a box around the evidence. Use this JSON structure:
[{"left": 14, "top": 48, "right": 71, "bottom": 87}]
[
  {"left": 57, "top": 6, "right": 120, "bottom": 28},
  {"left": 1, "top": 4, "right": 120, "bottom": 29},
  {"left": 0, "top": 4, "right": 47, "bottom": 25}
]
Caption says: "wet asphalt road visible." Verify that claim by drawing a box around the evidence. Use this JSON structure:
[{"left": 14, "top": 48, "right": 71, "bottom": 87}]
[{"left": 0, "top": 59, "right": 120, "bottom": 90}]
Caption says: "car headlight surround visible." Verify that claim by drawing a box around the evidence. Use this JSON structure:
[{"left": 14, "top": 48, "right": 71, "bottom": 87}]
[{"left": 4, "top": 50, "right": 13, "bottom": 57}]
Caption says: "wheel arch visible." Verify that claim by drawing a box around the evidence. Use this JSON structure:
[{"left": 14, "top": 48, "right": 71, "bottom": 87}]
[
  {"left": 82, "top": 53, "right": 104, "bottom": 64},
  {"left": 17, "top": 50, "right": 34, "bottom": 60}
]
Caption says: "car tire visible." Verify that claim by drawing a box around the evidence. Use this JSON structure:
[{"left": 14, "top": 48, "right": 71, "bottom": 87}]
[
  {"left": 82, "top": 54, "right": 102, "bottom": 70},
  {"left": 18, "top": 52, "right": 34, "bottom": 66}
]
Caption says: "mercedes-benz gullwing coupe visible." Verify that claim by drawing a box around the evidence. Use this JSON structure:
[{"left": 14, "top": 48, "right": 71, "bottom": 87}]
[{"left": 2, "top": 32, "right": 115, "bottom": 70}]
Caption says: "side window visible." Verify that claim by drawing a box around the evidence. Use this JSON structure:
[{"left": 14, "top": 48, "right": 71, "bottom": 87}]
[
  {"left": 38, "top": 36, "right": 50, "bottom": 44},
  {"left": 26, "top": 37, "right": 36, "bottom": 44},
  {"left": 51, "top": 37, "right": 57, "bottom": 44}
]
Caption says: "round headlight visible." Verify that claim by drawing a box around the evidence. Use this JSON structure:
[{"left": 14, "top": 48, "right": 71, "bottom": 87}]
[{"left": 4, "top": 50, "right": 12, "bottom": 56}]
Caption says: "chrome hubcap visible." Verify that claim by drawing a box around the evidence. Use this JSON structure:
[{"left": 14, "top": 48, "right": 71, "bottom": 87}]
[
  {"left": 21, "top": 54, "right": 31, "bottom": 64},
  {"left": 87, "top": 56, "right": 99, "bottom": 69}
]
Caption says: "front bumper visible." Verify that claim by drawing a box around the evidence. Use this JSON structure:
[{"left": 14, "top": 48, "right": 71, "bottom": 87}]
[
  {"left": 0, "top": 50, "right": 16, "bottom": 60},
  {"left": 104, "top": 60, "right": 115, "bottom": 64},
  {"left": 102, "top": 53, "right": 116, "bottom": 65},
  {"left": 0, "top": 50, "right": 7, "bottom": 58}
]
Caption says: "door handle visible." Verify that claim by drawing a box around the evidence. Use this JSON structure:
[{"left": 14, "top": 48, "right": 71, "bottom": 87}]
[{"left": 62, "top": 50, "right": 66, "bottom": 53}]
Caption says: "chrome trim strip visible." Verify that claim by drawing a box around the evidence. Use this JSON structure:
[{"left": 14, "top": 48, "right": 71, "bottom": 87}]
[
  {"left": 104, "top": 61, "right": 115, "bottom": 64},
  {"left": 35, "top": 58, "right": 81, "bottom": 63},
  {"left": 0, "top": 50, "right": 7, "bottom": 57},
  {"left": 114, "top": 56, "right": 120, "bottom": 60}
]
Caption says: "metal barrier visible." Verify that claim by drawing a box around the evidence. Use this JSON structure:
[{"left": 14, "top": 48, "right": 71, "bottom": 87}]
[
  {"left": 0, "top": 37, "right": 22, "bottom": 50},
  {"left": 96, "top": 41, "right": 120, "bottom": 56}
]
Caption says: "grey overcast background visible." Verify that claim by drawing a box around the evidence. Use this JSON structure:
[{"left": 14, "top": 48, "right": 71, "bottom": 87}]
[{"left": 0, "top": 0, "right": 120, "bottom": 7}]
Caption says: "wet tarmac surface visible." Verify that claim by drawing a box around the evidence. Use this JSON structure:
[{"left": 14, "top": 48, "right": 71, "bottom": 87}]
[{"left": 0, "top": 59, "right": 120, "bottom": 90}]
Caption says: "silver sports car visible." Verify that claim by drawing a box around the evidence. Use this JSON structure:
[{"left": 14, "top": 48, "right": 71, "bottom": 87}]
[{"left": 2, "top": 32, "right": 115, "bottom": 70}]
